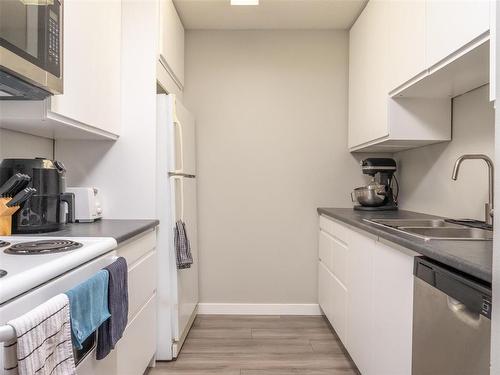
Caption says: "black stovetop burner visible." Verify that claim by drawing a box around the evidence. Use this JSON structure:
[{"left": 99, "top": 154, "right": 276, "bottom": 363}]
[
  {"left": 0, "top": 240, "right": 10, "bottom": 248},
  {"left": 5, "top": 240, "right": 83, "bottom": 255}
]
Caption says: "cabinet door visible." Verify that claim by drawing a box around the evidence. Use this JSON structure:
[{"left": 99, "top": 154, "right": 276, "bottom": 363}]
[
  {"left": 318, "top": 261, "right": 333, "bottom": 326},
  {"left": 116, "top": 294, "right": 157, "bottom": 375},
  {"left": 426, "top": 0, "right": 490, "bottom": 67},
  {"left": 346, "top": 230, "right": 374, "bottom": 375},
  {"left": 371, "top": 242, "right": 415, "bottom": 375},
  {"left": 388, "top": 0, "right": 426, "bottom": 90},
  {"left": 348, "top": 0, "right": 390, "bottom": 149},
  {"left": 50, "top": 0, "right": 121, "bottom": 135},
  {"left": 318, "top": 230, "right": 348, "bottom": 285},
  {"left": 159, "top": 0, "right": 185, "bottom": 89},
  {"left": 318, "top": 261, "right": 347, "bottom": 344}
]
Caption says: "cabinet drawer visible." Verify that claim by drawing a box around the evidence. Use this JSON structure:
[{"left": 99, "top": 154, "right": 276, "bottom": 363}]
[
  {"left": 128, "top": 250, "right": 157, "bottom": 320},
  {"left": 319, "top": 216, "right": 350, "bottom": 243},
  {"left": 319, "top": 230, "right": 348, "bottom": 286},
  {"left": 118, "top": 230, "right": 156, "bottom": 267},
  {"left": 318, "top": 262, "right": 347, "bottom": 344},
  {"left": 116, "top": 293, "right": 156, "bottom": 375}
]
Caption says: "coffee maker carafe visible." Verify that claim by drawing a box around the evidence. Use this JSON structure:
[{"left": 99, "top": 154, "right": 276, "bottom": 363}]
[{"left": 0, "top": 158, "right": 75, "bottom": 233}]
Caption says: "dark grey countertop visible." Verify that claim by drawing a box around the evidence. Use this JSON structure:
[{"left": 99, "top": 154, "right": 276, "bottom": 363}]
[
  {"left": 30, "top": 219, "right": 159, "bottom": 244},
  {"left": 318, "top": 208, "right": 492, "bottom": 283}
]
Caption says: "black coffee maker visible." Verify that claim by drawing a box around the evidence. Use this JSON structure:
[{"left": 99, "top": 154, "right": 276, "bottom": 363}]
[{"left": 0, "top": 158, "right": 75, "bottom": 233}]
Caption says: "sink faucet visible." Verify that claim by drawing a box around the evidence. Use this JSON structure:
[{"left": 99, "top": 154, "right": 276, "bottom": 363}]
[{"left": 452, "top": 154, "right": 494, "bottom": 226}]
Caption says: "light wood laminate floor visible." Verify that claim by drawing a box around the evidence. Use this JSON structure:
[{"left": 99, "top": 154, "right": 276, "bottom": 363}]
[{"left": 147, "top": 315, "right": 359, "bottom": 375}]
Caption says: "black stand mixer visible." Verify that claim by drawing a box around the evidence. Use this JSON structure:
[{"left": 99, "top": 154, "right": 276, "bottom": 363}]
[{"left": 351, "top": 158, "right": 399, "bottom": 211}]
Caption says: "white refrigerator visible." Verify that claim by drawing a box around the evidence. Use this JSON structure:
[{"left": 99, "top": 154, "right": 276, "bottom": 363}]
[{"left": 156, "top": 94, "right": 199, "bottom": 360}]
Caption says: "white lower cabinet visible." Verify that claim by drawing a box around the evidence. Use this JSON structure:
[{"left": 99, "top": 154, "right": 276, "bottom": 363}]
[
  {"left": 318, "top": 216, "right": 416, "bottom": 375},
  {"left": 371, "top": 241, "right": 415, "bottom": 375},
  {"left": 77, "top": 230, "right": 158, "bottom": 375},
  {"left": 345, "top": 230, "right": 375, "bottom": 375},
  {"left": 318, "top": 262, "right": 347, "bottom": 344},
  {"left": 116, "top": 230, "right": 158, "bottom": 375},
  {"left": 116, "top": 294, "right": 157, "bottom": 375}
]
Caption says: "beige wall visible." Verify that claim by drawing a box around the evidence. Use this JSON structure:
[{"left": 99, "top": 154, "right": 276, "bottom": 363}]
[
  {"left": 184, "top": 30, "right": 368, "bottom": 304},
  {"left": 395, "top": 85, "right": 494, "bottom": 220},
  {"left": 0, "top": 129, "right": 53, "bottom": 160}
]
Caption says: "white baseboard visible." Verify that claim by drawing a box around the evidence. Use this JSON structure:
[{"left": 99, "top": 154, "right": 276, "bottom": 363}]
[{"left": 197, "top": 303, "right": 323, "bottom": 315}]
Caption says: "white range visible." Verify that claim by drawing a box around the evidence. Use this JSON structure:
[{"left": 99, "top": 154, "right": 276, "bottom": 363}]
[{"left": 0, "top": 236, "right": 118, "bottom": 374}]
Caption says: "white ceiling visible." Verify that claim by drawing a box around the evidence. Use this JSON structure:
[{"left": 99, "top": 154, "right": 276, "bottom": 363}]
[{"left": 173, "top": 0, "right": 367, "bottom": 30}]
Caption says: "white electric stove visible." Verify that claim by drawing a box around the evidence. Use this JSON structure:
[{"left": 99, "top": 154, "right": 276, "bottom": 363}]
[
  {"left": 0, "top": 236, "right": 118, "bottom": 374},
  {"left": 0, "top": 236, "right": 118, "bottom": 305}
]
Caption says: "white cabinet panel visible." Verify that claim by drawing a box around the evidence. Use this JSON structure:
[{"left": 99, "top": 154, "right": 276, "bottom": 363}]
[
  {"left": 118, "top": 230, "right": 157, "bottom": 266},
  {"left": 388, "top": 0, "right": 426, "bottom": 90},
  {"left": 319, "top": 215, "right": 350, "bottom": 243},
  {"left": 159, "top": 0, "right": 185, "bottom": 91},
  {"left": 371, "top": 241, "right": 415, "bottom": 375},
  {"left": 116, "top": 294, "right": 157, "bottom": 375},
  {"left": 318, "top": 231, "right": 334, "bottom": 274},
  {"left": 426, "top": 0, "right": 490, "bottom": 67},
  {"left": 50, "top": 0, "right": 121, "bottom": 135},
  {"left": 318, "top": 262, "right": 347, "bottom": 344},
  {"left": 318, "top": 261, "right": 333, "bottom": 324},
  {"left": 127, "top": 250, "right": 157, "bottom": 320},
  {"left": 346, "top": 229, "right": 374, "bottom": 375},
  {"left": 348, "top": 0, "right": 389, "bottom": 149},
  {"left": 319, "top": 230, "right": 348, "bottom": 286}
]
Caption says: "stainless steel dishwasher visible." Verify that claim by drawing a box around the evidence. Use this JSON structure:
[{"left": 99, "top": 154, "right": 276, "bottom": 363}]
[{"left": 412, "top": 257, "right": 491, "bottom": 375}]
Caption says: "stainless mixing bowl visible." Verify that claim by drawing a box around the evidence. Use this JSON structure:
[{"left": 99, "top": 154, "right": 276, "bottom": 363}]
[{"left": 351, "top": 185, "right": 387, "bottom": 207}]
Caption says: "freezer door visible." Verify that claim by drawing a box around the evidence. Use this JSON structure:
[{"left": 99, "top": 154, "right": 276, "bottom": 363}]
[
  {"left": 171, "top": 176, "right": 199, "bottom": 343},
  {"left": 169, "top": 94, "right": 196, "bottom": 176}
]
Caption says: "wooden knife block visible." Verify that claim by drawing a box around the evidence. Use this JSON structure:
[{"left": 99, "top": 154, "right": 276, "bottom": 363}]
[{"left": 0, "top": 198, "right": 20, "bottom": 236}]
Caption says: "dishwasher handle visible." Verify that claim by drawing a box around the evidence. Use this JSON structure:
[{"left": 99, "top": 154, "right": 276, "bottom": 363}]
[{"left": 447, "top": 296, "right": 482, "bottom": 327}]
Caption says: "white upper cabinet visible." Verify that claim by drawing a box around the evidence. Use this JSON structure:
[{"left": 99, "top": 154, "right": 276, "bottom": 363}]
[
  {"left": 426, "top": 0, "right": 490, "bottom": 68},
  {"left": 348, "top": 0, "right": 451, "bottom": 152},
  {"left": 348, "top": 0, "right": 491, "bottom": 152},
  {"left": 51, "top": 0, "right": 121, "bottom": 136},
  {"left": 0, "top": 0, "right": 121, "bottom": 140},
  {"left": 158, "top": 0, "right": 185, "bottom": 94},
  {"left": 348, "top": 0, "right": 390, "bottom": 149},
  {"left": 388, "top": 0, "right": 426, "bottom": 91}
]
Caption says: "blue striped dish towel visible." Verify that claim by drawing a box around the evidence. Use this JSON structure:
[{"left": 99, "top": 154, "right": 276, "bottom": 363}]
[
  {"left": 175, "top": 220, "right": 193, "bottom": 269},
  {"left": 65, "top": 270, "right": 111, "bottom": 349},
  {"left": 3, "top": 294, "right": 76, "bottom": 375}
]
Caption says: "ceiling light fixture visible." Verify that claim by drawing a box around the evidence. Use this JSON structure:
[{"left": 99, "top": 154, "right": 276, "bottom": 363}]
[{"left": 230, "top": 0, "right": 259, "bottom": 5}]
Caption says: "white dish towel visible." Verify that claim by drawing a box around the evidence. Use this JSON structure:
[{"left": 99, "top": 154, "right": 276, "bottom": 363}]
[{"left": 3, "top": 294, "right": 76, "bottom": 375}]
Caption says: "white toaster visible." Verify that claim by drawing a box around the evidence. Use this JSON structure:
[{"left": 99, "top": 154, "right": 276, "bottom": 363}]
[{"left": 66, "top": 187, "right": 103, "bottom": 222}]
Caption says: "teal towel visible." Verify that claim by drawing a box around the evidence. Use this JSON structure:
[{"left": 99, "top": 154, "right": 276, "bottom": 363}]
[{"left": 65, "top": 270, "right": 111, "bottom": 349}]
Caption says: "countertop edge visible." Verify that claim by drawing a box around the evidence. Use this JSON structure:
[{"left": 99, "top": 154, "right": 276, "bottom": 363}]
[{"left": 114, "top": 220, "right": 160, "bottom": 244}]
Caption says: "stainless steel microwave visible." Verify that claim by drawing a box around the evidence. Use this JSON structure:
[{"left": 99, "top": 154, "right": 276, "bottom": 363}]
[{"left": 0, "top": 0, "right": 63, "bottom": 100}]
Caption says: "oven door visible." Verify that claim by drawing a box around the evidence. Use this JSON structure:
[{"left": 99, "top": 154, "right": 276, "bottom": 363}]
[{"left": 0, "top": 0, "right": 63, "bottom": 95}]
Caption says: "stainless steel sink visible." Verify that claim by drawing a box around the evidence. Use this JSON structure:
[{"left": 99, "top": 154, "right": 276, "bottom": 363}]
[
  {"left": 401, "top": 227, "right": 493, "bottom": 241},
  {"left": 364, "top": 218, "right": 493, "bottom": 241},
  {"left": 366, "top": 219, "right": 461, "bottom": 228}
]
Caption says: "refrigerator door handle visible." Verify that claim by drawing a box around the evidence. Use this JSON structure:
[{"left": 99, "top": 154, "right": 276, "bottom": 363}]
[
  {"left": 173, "top": 112, "right": 184, "bottom": 174},
  {"left": 172, "top": 176, "right": 184, "bottom": 221}
]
